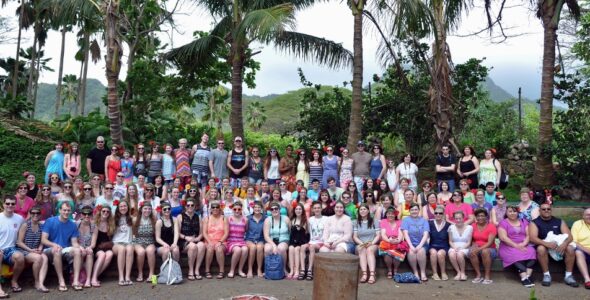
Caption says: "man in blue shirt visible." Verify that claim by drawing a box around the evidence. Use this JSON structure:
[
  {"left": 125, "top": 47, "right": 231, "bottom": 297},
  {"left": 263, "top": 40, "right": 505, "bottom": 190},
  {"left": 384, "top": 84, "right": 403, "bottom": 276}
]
[{"left": 41, "top": 202, "right": 82, "bottom": 291}]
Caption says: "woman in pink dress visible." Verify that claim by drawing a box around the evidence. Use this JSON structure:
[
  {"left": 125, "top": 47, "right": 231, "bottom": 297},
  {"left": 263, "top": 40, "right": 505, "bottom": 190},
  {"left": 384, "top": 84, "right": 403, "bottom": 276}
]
[
  {"left": 64, "top": 142, "right": 81, "bottom": 179},
  {"left": 14, "top": 182, "right": 35, "bottom": 218},
  {"left": 498, "top": 205, "right": 537, "bottom": 288},
  {"left": 105, "top": 145, "right": 122, "bottom": 184},
  {"left": 226, "top": 201, "right": 248, "bottom": 278},
  {"left": 203, "top": 200, "right": 229, "bottom": 279}
]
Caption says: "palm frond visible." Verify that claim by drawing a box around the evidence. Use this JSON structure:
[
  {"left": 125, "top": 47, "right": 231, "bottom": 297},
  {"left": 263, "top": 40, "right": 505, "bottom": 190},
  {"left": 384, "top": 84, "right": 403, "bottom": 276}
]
[
  {"left": 273, "top": 31, "right": 353, "bottom": 69},
  {"left": 246, "top": 0, "right": 316, "bottom": 11},
  {"left": 442, "top": 0, "right": 472, "bottom": 32},
  {"left": 197, "top": 0, "right": 231, "bottom": 19},
  {"left": 164, "top": 33, "right": 227, "bottom": 69},
  {"left": 235, "top": 3, "right": 295, "bottom": 45}
]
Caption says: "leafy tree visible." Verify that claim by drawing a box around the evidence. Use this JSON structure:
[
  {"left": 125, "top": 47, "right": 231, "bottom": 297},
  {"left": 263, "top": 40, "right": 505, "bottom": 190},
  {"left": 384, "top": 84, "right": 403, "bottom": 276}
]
[
  {"left": 166, "top": 0, "right": 352, "bottom": 139},
  {"left": 553, "top": 73, "right": 590, "bottom": 199},
  {"left": 61, "top": 74, "right": 78, "bottom": 115},
  {"left": 246, "top": 101, "right": 267, "bottom": 131},
  {"left": 201, "top": 85, "right": 231, "bottom": 139},
  {"left": 291, "top": 68, "right": 351, "bottom": 148}
]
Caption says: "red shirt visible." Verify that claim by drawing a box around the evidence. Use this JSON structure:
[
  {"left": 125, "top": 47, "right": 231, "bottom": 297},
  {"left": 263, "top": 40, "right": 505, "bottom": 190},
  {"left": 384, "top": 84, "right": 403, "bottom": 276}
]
[
  {"left": 444, "top": 203, "right": 473, "bottom": 221},
  {"left": 472, "top": 223, "right": 497, "bottom": 248}
]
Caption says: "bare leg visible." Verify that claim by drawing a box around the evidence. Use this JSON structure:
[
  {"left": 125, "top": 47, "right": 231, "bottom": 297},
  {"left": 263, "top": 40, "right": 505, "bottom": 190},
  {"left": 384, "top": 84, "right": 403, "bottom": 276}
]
[
  {"left": 195, "top": 243, "right": 205, "bottom": 277},
  {"left": 438, "top": 250, "right": 448, "bottom": 279},
  {"left": 237, "top": 246, "right": 248, "bottom": 276},
  {"left": 247, "top": 242, "right": 256, "bottom": 278},
  {"left": 429, "top": 249, "right": 439, "bottom": 278},
  {"left": 124, "top": 245, "right": 134, "bottom": 282},
  {"left": 187, "top": 243, "right": 197, "bottom": 277},
  {"left": 215, "top": 245, "right": 226, "bottom": 274},
  {"left": 255, "top": 243, "right": 264, "bottom": 276},
  {"left": 146, "top": 245, "right": 156, "bottom": 278},
  {"left": 417, "top": 248, "right": 427, "bottom": 280},
  {"left": 449, "top": 249, "right": 460, "bottom": 279},
  {"left": 134, "top": 245, "right": 146, "bottom": 280},
  {"left": 229, "top": 246, "right": 241, "bottom": 276}
]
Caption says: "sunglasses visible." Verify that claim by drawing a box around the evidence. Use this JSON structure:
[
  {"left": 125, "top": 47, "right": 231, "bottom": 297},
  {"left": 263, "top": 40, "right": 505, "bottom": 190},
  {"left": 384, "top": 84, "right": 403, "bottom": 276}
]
[
  {"left": 30, "top": 211, "right": 41, "bottom": 215},
  {"left": 342, "top": 196, "right": 350, "bottom": 199},
  {"left": 217, "top": 142, "right": 225, "bottom": 144},
  {"left": 18, "top": 186, "right": 27, "bottom": 190},
  {"left": 270, "top": 150, "right": 277, "bottom": 153},
  {"left": 101, "top": 210, "right": 110, "bottom": 214},
  {"left": 64, "top": 186, "right": 72, "bottom": 189},
  {"left": 434, "top": 212, "right": 444, "bottom": 215},
  {"left": 82, "top": 212, "right": 92, "bottom": 216},
  {"left": 84, "top": 188, "right": 92, "bottom": 191},
  {"left": 189, "top": 189, "right": 197, "bottom": 193},
  {"left": 97, "top": 141, "right": 105, "bottom": 143},
  {"left": 138, "top": 147, "right": 145, "bottom": 150},
  {"left": 279, "top": 183, "right": 286, "bottom": 186},
  {"left": 117, "top": 175, "right": 124, "bottom": 178},
  {"left": 42, "top": 188, "right": 50, "bottom": 191},
  {"left": 162, "top": 208, "right": 171, "bottom": 212},
  {"left": 497, "top": 197, "right": 505, "bottom": 200},
  {"left": 234, "top": 140, "right": 242, "bottom": 143},
  {"left": 51, "top": 177, "right": 59, "bottom": 180},
  {"left": 186, "top": 204, "right": 195, "bottom": 207},
  {"left": 211, "top": 205, "right": 220, "bottom": 209},
  {"left": 145, "top": 189, "right": 153, "bottom": 192},
  {"left": 233, "top": 208, "right": 242, "bottom": 212},
  {"left": 366, "top": 194, "right": 373, "bottom": 197},
  {"left": 105, "top": 187, "right": 114, "bottom": 190},
  {"left": 270, "top": 207, "right": 280, "bottom": 211},
  {"left": 4, "top": 202, "right": 15, "bottom": 206},
  {"left": 541, "top": 208, "right": 552, "bottom": 211}
]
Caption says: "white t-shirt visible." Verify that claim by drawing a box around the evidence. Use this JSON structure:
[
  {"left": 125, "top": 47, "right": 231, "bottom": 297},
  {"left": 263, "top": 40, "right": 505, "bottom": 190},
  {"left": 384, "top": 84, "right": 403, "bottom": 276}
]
[
  {"left": 0, "top": 213, "right": 24, "bottom": 249},
  {"left": 113, "top": 183, "right": 127, "bottom": 200},
  {"left": 268, "top": 158, "right": 280, "bottom": 179},
  {"left": 395, "top": 163, "right": 419, "bottom": 190},
  {"left": 308, "top": 216, "right": 326, "bottom": 244}
]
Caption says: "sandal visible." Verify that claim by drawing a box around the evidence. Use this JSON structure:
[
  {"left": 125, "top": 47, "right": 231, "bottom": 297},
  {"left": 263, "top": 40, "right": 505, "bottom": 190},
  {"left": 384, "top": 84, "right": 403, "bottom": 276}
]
[
  {"left": 441, "top": 273, "right": 449, "bottom": 281},
  {"left": 217, "top": 272, "right": 224, "bottom": 279},
  {"left": 0, "top": 291, "right": 7, "bottom": 299},
  {"left": 306, "top": 270, "right": 313, "bottom": 281},
  {"left": 472, "top": 277, "right": 483, "bottom": 283},
  {"left": 367, "top": 271, "right": 376, "bottom": 284},
  {"left": 136, "top": 276, "right": 144, "bottom": 282},
  {"left": 360, "top": 271, "right": 368, "bottom": 283},
  {"left": 482, "top": 279, "right": 493, "bottom": 284},
  {"left": 195, "top": 274, "right": 203, "bottom": 280},
  {"left": 227, "top": 273, "right": 235, "bottom": 278},
  {"left": 91, "top": 281, "right": 101, "bottom": 287},
  {"left": 73, "top": 285, "right": 83, "bottom": 291},
  {"left": 205, "top": 272, "right": 213, "bottom": 279},
  {"left": 432, "top": 274, "right": 441, "bottom": 281},
  {"left": 84, "top": 283, "right": 92, "bottom": 288},
  {"left": 187, "top": 274, "right": 196, "bottom": 281},
  {"left": 10, "top": 286, "right": 21, "bottom": 293},
  {"left": 37, "top": 287, "right": 50, "bottom": 293},
  {"left": 386, "top": 271, "right": 393, "bottom": 279},
  {"left": 298, "top": 270, "right": 306, "bottom": 281},
  {"left": 118, "top": 280, "right": 127, "bottom": 286},
  {"left": 58, "top": 285, "right": 68, "bottom": 292},
  {"left": 239, "top": 272, "right": 247, "bottom": 278}
]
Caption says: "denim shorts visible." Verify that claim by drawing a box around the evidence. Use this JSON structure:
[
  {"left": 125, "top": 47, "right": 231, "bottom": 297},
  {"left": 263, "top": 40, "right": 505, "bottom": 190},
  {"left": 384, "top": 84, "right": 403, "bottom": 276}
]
[{"left": 1, "top": 247, "right": 20, "bottom": 265}]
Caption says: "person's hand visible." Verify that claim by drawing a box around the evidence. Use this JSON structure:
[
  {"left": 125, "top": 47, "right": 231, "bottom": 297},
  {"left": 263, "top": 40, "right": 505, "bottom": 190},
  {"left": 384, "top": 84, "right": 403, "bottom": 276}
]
[
  {"left": 52, "top": 244, "right": 62, "bottom": 254},
  {"left": 546, "top": 241, "right": 558, "bottom": 250},
  {"left": 171, "top": 245, "right": 178, "bottom": 250},
  {"left": 470, "top": 245, "right": 481, "bottom": 256},
  {"left": 556, "top": 243, "right": 567, "bottom": 255},
  {"left": 272, "top": 244, "right": 278, "bottom": 254}
]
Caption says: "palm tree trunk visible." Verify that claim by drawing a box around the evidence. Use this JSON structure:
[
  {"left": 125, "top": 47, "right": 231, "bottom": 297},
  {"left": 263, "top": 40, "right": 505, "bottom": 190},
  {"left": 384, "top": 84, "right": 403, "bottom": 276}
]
[
  {"left": 429, "top": 1, "right": 455, "bottom": 151},
  {"left": 230, "top": 41, "right": 245, "bottom": 138},
  {"left": 11, "top": 2, "right": 26, "bottom": 101},
  {"left": 55, "top": 27, "right": 67, "bottom": 118},
  {"left": 123, "top": 42, "right": 136, "bottom": 104},
  {"left": 32, "top": 47, "right": 41, "bottom": 118},
  {"left": 347, "top": 3, "right": 363, "bottom": 152},
  {"left": 27, "top": 26, "right": 39, "bottom": 117},
  {"left": 105, "top": 0, "right": 124, "bottom": 145},
  {"left": 79, "top": 31, "right": 90, "bottom": 116},
  {"left": 532, "top": 4, "right": 558, "bottom": 188}
]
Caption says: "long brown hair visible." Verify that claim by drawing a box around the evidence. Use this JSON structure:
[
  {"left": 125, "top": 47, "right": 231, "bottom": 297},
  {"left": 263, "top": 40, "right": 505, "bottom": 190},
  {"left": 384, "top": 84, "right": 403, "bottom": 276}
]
[
  {"left": 94, "top": 206, "right": 116, "bottom": 236},
  {"left": 290, "top": 202, "right": 308, "bottom": 229},
  {"left": 133, "top": 202, "right": 155, "bottom": 236},
  {"left": 115, "top": 200, "right": 132, "bottom": 226}
]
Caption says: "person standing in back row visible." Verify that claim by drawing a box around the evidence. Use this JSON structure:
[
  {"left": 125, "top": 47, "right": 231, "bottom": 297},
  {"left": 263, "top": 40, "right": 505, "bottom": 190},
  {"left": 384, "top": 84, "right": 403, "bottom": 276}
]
[
  {"left": 86, "top": 136, "right": 110, "bottom": 181},
  {"left": 191, "top": 133, "right": 211, "bottom": 193},
  {"left": 227, "top": 136, "right": 249, "bottom": 188},
  {"left": 209, "top": 138, "right": 229, "bottom": 187},
  {"left": 435, "top": 145, "right": 456, "bottom": 192},
  {"left": 352, "top": 141, "right": 371, "bottom": 203}
]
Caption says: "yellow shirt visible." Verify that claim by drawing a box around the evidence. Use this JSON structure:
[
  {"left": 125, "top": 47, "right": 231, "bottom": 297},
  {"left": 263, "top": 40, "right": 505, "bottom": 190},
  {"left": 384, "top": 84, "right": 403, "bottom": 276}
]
[{"left": 571, "top": 220, "right": 590, "bottom": 249}]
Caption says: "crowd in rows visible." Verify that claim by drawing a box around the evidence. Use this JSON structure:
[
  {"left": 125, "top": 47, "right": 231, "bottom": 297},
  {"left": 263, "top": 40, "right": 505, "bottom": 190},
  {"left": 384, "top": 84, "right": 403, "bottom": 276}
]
[{"left": 1, "top": 134, "right": 590, "bottom": 298}]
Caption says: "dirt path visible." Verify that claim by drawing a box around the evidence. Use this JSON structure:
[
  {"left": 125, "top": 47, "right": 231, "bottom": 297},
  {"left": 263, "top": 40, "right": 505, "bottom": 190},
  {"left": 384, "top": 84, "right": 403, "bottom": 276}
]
[{"left": 10, "top": 272, "right": 590, "bottom": 299}]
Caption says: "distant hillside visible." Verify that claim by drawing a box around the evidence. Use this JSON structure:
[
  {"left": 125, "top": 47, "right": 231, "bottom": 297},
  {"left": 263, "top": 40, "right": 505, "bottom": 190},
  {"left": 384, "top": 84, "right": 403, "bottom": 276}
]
[
  {"left": 486, "top": 77, "right": 515, "bottom": 102},
  {"left": 35, "top": 78, "right": 106, "bottom": 121}
]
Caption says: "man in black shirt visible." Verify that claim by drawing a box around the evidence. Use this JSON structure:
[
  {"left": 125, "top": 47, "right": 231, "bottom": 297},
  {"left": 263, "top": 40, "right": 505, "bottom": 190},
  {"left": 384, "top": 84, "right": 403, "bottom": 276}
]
[
  {"left": 529, "top": 202, "right": 578, "bottom": 287},
  {"left": 435, "top": 145, "right": 456, "bottom": 192},
  {"left": 86, "top": 136, "right": 110, "bottom": 180}
]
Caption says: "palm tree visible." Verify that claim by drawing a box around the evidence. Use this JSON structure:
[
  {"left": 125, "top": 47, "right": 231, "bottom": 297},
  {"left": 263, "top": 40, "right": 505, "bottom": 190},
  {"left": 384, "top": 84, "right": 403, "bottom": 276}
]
[
  {"left": 9, "top": 0, "right": 33, "bottom": 102},
  {"left": 532, "top": 0, "right": 580, "bottom": 188},
  {"left": 61, "top": 74, "right": 78, "bottom": 115},
  {"left": 201, "top": 85, "right": 230, "bottom": 139},
  {"left": 166, "top": 0, "right": 352, "bottom": 138},
  {"left": 245, "top": 101, "right": 267, "bottom": 131},
  {"left": 346, "top": 0, "right": 364, "bottom": 151},
  {"left": 102, "top": 0, "right": 124, "bottom": 144}
]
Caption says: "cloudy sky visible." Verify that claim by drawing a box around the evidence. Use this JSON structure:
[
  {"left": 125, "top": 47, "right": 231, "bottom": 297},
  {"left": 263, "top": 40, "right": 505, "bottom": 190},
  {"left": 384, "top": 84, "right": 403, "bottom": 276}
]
[{"left": 0, "top": 1, "right": 545, "bottom": 99}]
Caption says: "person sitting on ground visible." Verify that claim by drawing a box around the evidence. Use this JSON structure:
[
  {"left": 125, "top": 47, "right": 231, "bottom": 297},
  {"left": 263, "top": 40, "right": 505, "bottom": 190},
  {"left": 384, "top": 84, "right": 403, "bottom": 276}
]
[
  {"left": 177, "top": 198, "right": 205, "bottom": 281},
  {"left": 41, "top": 201, "right": 83, "bottom": 292},
  {"left": 529, "top": 202, "right": 578, "bottom": 287},
  {"left": 245, "top": 201, "right": 266, "bottom": 278},
  {"left": 264, "top": 201, "right": 291, "bottom": 276},
  {"left": 16, "top": 206, "right": 49, "bottom": 293},
  {"left": 448, "top": 211, "right": 473, "bottom": 281},
  {"left": 225, "top": 201, "right": 248, "bottom": 279},
  {"left": 354, "top": 204, "right": 380, "bottom": 284},
  {"left": 132, "top": 201, "right": 156, "bottom": 283},
  {"left": 320, "top": 201, "right": 353, "bottom": 254},
  {"left": 428, "top": 205, "right": 450, "bottom": 281},
  {"left": 401, "top": 203, "right": 430, "bottom": 282},
  {"left": 203, "top": 200, "right": 229, "bottom": 279}
]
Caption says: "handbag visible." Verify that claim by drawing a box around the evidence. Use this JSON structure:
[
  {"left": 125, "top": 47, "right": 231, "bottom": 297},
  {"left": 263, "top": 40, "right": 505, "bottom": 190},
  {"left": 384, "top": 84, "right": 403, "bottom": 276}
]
[
  {"left": 393, "top": 272, "right": 421, "bottom": 283},
  {"left": 97, "top": 241, "right": 114, "bottom": 251},
  {"left": 264, "top": 254, "right": 285, "bottom": 280},
  {"left": 157, "top": 253, "right": 183, "bottom": 285},
  {"left": 493, "top": 159, "right": 509, "bottom": 190}
]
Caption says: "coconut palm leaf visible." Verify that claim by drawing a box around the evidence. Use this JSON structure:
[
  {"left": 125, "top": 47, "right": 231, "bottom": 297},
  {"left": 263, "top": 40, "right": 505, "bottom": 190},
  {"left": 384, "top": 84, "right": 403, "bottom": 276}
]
[
  {"left": 273, "top": 31, "right": 353, "bottom": 69},
  {"left": 235, "top": 3, "right": 295, "bottom": 45}
]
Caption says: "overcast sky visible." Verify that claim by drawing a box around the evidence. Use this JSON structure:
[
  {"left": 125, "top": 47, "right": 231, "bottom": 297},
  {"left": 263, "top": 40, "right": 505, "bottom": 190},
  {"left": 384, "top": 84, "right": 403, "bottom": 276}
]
[{"left": 0, "top": 1, "right": 545, "bottom": 99}]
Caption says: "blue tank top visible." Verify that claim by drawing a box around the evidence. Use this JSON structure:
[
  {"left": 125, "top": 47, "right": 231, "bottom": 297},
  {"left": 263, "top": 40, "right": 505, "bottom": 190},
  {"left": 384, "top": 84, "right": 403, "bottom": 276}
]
[{"left": 370, "top": 157, "right": 383, "bottom": 179}]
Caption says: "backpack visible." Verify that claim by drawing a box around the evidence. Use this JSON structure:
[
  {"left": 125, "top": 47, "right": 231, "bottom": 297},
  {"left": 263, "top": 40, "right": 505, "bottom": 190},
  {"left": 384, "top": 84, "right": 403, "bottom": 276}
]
[
  {"left": 158, "top": 253, "right": 183, "bottom": 285},
  {"left": 493, "top": 159, "right": 509, "bottom": 190},
  {"left": 264, "top": 254, "right": 285, "bottom": 280},
  {"left": 393, "top": 272, "right": 421, "bottom": 283}
]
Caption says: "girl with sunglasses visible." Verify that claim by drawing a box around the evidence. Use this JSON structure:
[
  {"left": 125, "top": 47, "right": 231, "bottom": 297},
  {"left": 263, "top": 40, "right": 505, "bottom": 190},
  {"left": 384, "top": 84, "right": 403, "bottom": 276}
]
[
  {"left": 363, "top": 190, "right": 378, "bottom": 217},
  {"left": 226, "top": 202, "right": 248, "bottom": 278},
  {"left": 96, "top": 183, "right": 116, "bottom": 214},
  {"left": 177, "top": 198, "right": 205, "bottom": 280},
  {"left": 35, "top": 184, "right": 55, "bottom": 221},
  {"left": 48, "top": 172, "right": 63, "bottom": 196},
  {"left": 203, "top": 200, "right": 229, "bottom": 279},
  {"left": 155, "top": 202, "right": 180, "bottom": 264},
  {"left": 75, "top": 183, "right": 96, "bottom": 220},
  {"left": 55, "top": 180, "right": 76, "bottom": 219},
  {"left": 90, "top": 204, "right": 115, "bottom": 287},
  {"left": 295, "top": 150, "right": 310, "bottom": 189},
  {"left": 14, "top": 182, "right": 35, "bottom": 219},
  {"left": 264, "top": 148, "right": 281, "bottom": 188},
  {"left": 16, "top": 206, "right": 49, "bottom": 292},
  {"left": 263, "top": 201, "right": 291, "bottom": 276},
  {"left": 105, "top": 144, "right": 122, "bottom": 184},
  {"left": 76, "top": 206, "right": 96, "bottom": 288},
  {"left": 245, "top": 201, "right": 266, "bottom": 278}
]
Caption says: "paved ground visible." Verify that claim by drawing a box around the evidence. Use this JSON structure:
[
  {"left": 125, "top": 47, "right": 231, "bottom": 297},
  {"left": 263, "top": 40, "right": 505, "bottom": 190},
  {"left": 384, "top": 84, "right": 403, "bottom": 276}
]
[{"left": 7, "top": 270, "right": 590, "bottom": 299}]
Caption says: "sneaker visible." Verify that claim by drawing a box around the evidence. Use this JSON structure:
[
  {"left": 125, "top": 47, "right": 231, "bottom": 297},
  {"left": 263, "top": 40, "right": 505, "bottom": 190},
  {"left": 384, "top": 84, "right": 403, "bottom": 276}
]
[
  {"left": 522, "top": 278, "right": 535, "bottom": 288},
  {"left": 564, "top": 275, "right": 579, "bottom": 287},
  {"left": 542, "top": 274, "right": 551, "bottom": 286}
]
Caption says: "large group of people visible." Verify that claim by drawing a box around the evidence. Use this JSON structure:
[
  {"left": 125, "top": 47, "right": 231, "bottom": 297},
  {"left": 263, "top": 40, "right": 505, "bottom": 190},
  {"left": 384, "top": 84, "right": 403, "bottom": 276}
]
[{"left": 0, "top": 134, "right": 588, "bottom": 297}]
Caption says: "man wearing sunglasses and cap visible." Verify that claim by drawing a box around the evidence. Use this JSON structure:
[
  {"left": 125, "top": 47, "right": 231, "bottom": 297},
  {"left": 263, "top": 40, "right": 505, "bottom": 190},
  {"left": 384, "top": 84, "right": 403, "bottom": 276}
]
[
  {"left": 0, "top": 195, "right": 25, "bottom": 296},
  {"left": 352, "top": 140, "right": 371, "bottom": 204}
]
